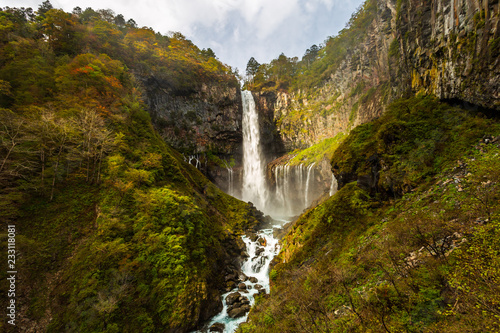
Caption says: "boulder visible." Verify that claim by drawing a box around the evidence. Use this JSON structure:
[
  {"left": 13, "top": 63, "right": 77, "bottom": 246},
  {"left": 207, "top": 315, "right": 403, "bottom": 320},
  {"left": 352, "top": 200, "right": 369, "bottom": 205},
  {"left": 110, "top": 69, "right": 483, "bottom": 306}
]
[
  {"left": 225, "top": 292, "right": 241, "bottom": 306},
  {"left": 209, "top": 322, "right": 225, "bottom": 332},
  {"left": 248, "top": 277, "right": 258, "bottom": 283},
  {"left": 226, "top": 280, "right": 236, "bottom": 289},
  {"left": 255, "top": 247, "right": 265, "bottom": 256},
  {"left": 228, "top": 304, "right": 251, "bottom": 318},
  {"left": 238, "top": 282, "right": 247, "bottom": 290},
  {"left": 257, "top": 237, "right": 267, "bottom": 246},
  {"left": 248, "top": 233, "right": 259, "bottom": 242}
]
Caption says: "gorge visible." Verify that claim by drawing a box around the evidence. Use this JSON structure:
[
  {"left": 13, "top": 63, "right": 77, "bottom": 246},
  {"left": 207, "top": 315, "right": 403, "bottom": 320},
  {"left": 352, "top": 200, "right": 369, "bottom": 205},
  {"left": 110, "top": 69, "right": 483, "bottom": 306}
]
[{"left": 0, "top": 0, "right": 499, "bottom": 332}]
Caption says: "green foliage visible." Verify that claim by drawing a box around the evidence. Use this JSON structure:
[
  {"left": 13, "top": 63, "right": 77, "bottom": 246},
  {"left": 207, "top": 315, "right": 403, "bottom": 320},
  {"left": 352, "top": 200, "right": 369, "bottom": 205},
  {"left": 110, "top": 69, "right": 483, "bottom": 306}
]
[
  {"left": 0, "top": 4, "right": 254, "bottom": 332},
  {"left": 243, "top": 97, "right": 500, "bottom": 332},
  {"left": 287, "top": 133, "right": 345, "bottom": 166},
  {"left": 332, "top": 96, "right": 498, "bottom": 197}
]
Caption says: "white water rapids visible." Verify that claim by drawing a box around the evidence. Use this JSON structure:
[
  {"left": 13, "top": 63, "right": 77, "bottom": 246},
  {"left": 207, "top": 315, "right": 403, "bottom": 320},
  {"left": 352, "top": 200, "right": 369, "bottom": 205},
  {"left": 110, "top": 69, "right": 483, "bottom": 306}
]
[{"left": 200, "top": 223, "right": 286, "bottom": 333}]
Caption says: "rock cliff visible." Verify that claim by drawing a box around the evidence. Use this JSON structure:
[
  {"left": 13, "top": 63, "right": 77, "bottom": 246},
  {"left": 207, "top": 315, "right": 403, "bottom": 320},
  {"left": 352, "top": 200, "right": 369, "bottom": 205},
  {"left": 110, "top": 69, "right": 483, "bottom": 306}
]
[{"left": 261, "top": 0, "right": 499, "bottom": 150}]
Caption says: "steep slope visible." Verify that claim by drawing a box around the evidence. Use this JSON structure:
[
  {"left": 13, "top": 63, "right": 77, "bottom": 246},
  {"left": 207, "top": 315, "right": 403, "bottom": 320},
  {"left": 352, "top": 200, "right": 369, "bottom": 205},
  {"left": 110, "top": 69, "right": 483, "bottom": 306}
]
[
  {"left": 240, "top": 96, "right": 500, "bottom": 333},
  {"left": 239, "top": 0, "right": 500, "bottom": 331},
  {"left": 0, "top": 6, "right": 258, "bottom": 333}
]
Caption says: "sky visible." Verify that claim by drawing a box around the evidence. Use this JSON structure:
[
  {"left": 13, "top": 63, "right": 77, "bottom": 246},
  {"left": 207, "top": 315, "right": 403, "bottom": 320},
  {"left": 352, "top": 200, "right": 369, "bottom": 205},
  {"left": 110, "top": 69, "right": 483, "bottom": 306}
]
[{"left": 2, "top": 0, "right": 365, "bottom": 74}]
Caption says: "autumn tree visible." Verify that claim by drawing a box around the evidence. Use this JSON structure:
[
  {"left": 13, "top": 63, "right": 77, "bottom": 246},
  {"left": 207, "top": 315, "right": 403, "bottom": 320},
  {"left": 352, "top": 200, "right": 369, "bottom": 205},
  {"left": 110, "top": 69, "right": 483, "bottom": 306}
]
[{"left": 42, "top": 8, "right": 83, "bottom": 55}]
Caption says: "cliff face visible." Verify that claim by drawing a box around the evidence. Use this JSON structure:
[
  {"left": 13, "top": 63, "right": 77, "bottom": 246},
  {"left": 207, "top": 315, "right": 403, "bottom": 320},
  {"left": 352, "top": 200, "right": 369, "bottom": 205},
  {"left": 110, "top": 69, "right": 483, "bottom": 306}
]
[
  {"left": 139, "top": 74, "right": 245, "bottom": 191},
  {"left": 399, "top": 0, "right": 500, "bottom": 109},
  {"left": 265, "top": 0, "right": 499, "bottom": 150},
  {"left": 140, "top": 74, "right": 243, "bottom": 155}
]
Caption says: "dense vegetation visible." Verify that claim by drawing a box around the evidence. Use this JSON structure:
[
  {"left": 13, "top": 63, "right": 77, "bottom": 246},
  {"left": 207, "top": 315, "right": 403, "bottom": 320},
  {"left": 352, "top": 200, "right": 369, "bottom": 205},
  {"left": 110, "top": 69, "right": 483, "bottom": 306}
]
[
  {"left": 239, "top": 96, "right": 500, "bottom": 332},
  {"left": 0, "top": 3, "right": 254, "bottom": 332}
]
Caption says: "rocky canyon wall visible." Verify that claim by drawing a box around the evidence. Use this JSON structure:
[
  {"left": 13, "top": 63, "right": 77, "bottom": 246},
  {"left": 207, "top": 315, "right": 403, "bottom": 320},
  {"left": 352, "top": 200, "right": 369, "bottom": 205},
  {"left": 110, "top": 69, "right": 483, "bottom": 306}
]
[{"left": 266, "top": 0, "right": 499, "bottom": 150}]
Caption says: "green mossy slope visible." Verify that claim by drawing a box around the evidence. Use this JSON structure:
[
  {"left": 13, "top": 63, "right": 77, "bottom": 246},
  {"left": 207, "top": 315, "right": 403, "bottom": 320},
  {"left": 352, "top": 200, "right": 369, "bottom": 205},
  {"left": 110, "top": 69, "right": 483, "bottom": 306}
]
[
  {"left": 0, "top": 5, "right": 254, "bottom": 332},
  {"left": 240, "top": 97, "right": 500, "bottom": 332}
]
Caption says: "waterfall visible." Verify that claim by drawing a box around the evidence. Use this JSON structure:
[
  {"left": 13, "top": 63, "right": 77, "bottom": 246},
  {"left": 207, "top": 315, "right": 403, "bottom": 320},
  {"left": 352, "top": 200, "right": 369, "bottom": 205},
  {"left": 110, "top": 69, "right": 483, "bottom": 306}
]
[
  {"left": 304, "top": 163, "right": 316, "bottom": 207},
  {"left": 241, "top": 91, "right": 268, "bottom": 211},
  {"left": 330, "top": 174, "right": 338, "bottom": 196},
  {"left": 227, "top": 168, "right": 234, "bottom": 196},
  {"left": 223, "top": 160, "right": 234, "bottom": 197}
]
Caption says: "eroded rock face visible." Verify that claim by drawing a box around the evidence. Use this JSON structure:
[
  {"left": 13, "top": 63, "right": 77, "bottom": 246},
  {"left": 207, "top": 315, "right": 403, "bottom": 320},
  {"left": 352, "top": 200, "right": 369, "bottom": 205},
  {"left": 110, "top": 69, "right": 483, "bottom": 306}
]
[
  {"left": 261, "top": 0, "right": 499, "bottom": 151},
  {"left": 141, "top": 78, "right": 243, "bottom": 154},
  {"left": 399, "top": 0, "right": 500, "bottom": 110},
  {"left": 138, "top": 73, "right": 245, "bottom": 192}
]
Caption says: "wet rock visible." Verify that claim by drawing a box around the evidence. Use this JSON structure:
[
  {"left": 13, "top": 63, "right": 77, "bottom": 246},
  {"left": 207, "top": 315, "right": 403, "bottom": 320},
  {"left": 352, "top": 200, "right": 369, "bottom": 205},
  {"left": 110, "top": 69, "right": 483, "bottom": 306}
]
[
  {"left": 248, "top": 277, "right": 258, "bottom": 283},
  {"left": 225, "top": 273, "right": 237, "bottom": 282},
  {"left": 225, "top": 292, "right": 241, "bottom": 306},
  {"left": 209, "top": 322, "right": 225, "bottom": 332},
  {"left": 248, "top": 233, "right": 259, "bottom": 242},
  {"left": 255, "top": 247, "right": 265, "bottom": 256},
  {"left": 238, "top": 282, "right": 247, "bottom": 290},
  {"left": 251, "top": 255, "right": 268, "bottom": 272},
  {"left": 228, "top": 304, "right": 251, "bottom": 318},
  {"left": 239, "top": 273, "right": 248, "bottom": 282},
  {"left": 257, "top": 237, "right": 267, "bottom": 246},
  {"left": 226, "top": 281, "right": 236, "bottom": 290},
  {"left": 254, "top": 284, "right": 263, "bottom": 290}
]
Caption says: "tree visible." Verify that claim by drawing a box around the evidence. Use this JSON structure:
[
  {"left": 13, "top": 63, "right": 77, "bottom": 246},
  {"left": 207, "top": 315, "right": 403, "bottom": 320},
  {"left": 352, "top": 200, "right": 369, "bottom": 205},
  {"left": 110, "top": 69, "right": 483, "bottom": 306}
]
[
  {"left": 72, "top": 6, "right": 82, "bottom": 16},
  {"left": 42, "top": 8, "right": 83, "bottom": 55},
  {"left": 37, "top": 0, "right": 53, "bottom": 18},
  {"left": 303, "top": 44, "right": 319, "bottom": 68},
  {"left": 0, "top": 109, "right": 25, "bottom": 178},
  {"left": 246, "top": 57, "right": 260, "bottom": 78},
  {"left": 114, "top": 14, "right": 126, "bottom": 28},
  {"left": 97, "top": 9, "right": 115, "bottom": 23},
  {"left": 126, "top": 18, "right": 137, "bottom": 28},
  {"left": 201, "top": 48, "right": 216, "bottom": 59}
]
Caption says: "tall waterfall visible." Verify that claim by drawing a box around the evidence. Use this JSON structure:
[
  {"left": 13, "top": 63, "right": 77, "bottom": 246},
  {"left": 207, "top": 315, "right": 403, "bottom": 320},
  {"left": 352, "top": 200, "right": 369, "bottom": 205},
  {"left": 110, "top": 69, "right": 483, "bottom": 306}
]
[{"left": 241, "top": 91, "right": 268, "bottom": 211}]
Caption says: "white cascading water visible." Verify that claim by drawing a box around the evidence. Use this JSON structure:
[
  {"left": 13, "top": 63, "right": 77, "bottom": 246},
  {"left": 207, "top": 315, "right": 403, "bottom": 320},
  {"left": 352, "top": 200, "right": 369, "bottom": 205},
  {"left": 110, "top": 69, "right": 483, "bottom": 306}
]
[
  {"left": 241, "top": 90, "right": 268, "bottom": 211},
  {"left": 223, "top": 160, "right": 234, "bottom": 197},
  {"left": 202, "top": 224, "right": 285, "bottom": 333},
  {"left": 272, "top": 162, "right": 321, "bottom": 217},
  {"left": 330, "top": 173, "right": 338, "bottom": 196},
  {"left": 304, "top": 162, "right": 316, "bottom": 208}
]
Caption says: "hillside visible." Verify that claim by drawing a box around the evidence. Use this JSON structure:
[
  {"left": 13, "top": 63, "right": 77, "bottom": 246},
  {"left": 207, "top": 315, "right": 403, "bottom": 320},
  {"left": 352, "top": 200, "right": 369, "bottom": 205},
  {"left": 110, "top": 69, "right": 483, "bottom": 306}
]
[
  {"left": 0, "top": 5, "right": 260, "bottom": 332},
  {"left": 238, "top": 0, "right": 500, "bottom": 331},
  {"left": 240, "top": 95, "right": 500, "bottom": 332}
]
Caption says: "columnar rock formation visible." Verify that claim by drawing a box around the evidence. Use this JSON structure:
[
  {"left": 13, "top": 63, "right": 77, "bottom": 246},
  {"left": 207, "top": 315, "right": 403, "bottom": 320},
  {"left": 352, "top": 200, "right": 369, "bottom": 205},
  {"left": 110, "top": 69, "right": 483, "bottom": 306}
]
[{"left": 258, "top": 0, "right": 499, "bottom": 150}]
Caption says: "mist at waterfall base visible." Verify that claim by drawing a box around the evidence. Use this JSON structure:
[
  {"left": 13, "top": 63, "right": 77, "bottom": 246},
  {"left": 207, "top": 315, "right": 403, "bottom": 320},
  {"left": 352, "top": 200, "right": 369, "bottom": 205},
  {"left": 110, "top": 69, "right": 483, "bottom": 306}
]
[{"left": 238, "top": 90, "right": 336, "bottom": 219}]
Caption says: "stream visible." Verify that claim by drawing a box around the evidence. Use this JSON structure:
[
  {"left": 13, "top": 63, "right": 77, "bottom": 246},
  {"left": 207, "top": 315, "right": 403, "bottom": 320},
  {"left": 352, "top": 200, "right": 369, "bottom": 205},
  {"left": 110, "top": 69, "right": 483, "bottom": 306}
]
[{"left": 198, "top": 219, "right": 288, "bottom": 333}]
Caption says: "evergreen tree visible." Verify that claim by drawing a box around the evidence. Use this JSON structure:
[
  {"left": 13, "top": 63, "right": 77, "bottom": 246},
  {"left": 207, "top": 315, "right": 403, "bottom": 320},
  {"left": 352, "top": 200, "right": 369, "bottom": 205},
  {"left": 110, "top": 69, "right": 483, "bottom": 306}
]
[{"left": 246, "top": 57, "right": 260, "bottom": 78}]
